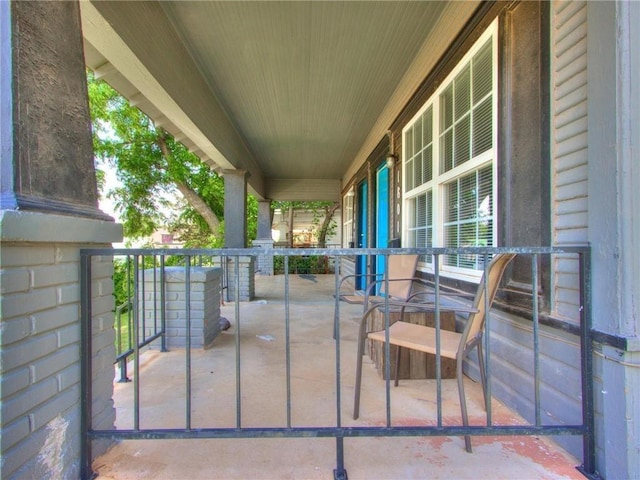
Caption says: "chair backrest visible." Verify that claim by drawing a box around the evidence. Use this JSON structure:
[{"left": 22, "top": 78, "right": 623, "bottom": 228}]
[
  {"left": 380, "top": 254, "right": 420, "bottom": 299},
  {"left": 461, "top": 253, "right": 516, "bottom": 350}
]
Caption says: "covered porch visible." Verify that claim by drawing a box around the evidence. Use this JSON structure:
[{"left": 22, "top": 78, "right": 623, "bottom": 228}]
[{"left": 91, "top": 267, "right": 585, "bottom": 479}]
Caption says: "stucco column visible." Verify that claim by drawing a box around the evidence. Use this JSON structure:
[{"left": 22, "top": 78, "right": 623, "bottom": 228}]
[
  {"left": 257, "top": 199, "right": 272, "bottom": 240},
  {"left": 2, "top": 1, "right": 109, "bottom": 220},
  {"left": 222, "top": 169, "right": 248, "bottom": 248}
]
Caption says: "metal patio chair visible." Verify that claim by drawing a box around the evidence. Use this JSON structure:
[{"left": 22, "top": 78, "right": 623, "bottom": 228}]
[
  {"left": 352, "top": 253, "right": 516, "bottom": 452},
  {"left": 333, "top": 254, "right": 420, "bottom": 338}
]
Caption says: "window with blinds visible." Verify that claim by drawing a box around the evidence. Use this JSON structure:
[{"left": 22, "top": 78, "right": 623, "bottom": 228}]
[{"left": 402, "top": 21, "right": 497, "bottom": 278}]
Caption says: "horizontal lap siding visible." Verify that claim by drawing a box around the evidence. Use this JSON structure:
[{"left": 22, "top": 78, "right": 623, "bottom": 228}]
[
  {"left": 551, "top": 0, "right": 588, "bottom": 321},
  {"left": 469, "top": 312, "right": 584, "bottom": 458}
]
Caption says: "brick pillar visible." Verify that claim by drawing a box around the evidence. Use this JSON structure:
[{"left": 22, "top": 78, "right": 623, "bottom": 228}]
[
  {"left": 142, "top": 267, "right": 223, "bottom": 349},
  {"left": 226, "top": 256, "right": 255, "bottom": 301},
  {"left": 253, "top": 199, "right": 274, "bottom": 275},
  {"left": 0, "top": 212, "right": 122, "bottom": 479},
  {"left": 251, "top": 239, "right": 274, "bottom": 275}
]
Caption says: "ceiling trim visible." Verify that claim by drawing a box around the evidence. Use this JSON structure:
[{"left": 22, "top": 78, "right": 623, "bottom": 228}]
[
  {"left": 266, "top": 179, "right": 341, "bottom": 202},
  {"left": 80, "top": 1, "right": 267, "bottom": 198}
]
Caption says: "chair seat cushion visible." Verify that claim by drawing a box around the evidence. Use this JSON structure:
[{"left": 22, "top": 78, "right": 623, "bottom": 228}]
[{"left": 368, "top": 321, "right": 460, "bottom": 359}]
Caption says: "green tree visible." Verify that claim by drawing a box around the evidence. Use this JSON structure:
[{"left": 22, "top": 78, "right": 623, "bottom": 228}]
[
  {"left": 272, "top": 201, "right": 339, "bottom": 247},
  {"left": 88, "top": 70, "right": 255, "bottom": 246}
]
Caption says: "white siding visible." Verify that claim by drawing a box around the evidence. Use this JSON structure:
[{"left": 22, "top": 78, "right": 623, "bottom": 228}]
[{"left": 551, "top": 0, "right": 588, "bottom": 321}]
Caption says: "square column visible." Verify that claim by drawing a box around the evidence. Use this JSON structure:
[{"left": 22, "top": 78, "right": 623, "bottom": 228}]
[{"left": 222, "top": 169, "right": 248, "bottom": 248}]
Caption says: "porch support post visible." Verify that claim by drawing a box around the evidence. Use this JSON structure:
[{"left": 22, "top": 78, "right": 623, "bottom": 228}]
[
  {"left": 587, "top": 1, "right": 640, "bottom": 478},
  {"left": 253, "top": 199, "right": 274, "bottom": 275},
  {"left": 1, "top": 2, "right": 122, "bottom": 479},
  {"left": 222, "top": 169, "right": 248, "bottom": 248},
  {"left": 256, "top": 199, "right": 273, "bottom": 240}
]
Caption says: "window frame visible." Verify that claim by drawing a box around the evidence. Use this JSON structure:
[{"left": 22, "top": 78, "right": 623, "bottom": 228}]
[
  {"left": 342, "top": 188, "right": 355, "bottom": 249},
  {"left": 402, "top": 20, "right": 499, "bottom": 282}
]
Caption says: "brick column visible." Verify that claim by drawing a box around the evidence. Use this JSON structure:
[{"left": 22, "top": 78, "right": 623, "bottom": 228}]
[
  {"left": 142, "top": 267, "right": 223, "bottom": 349},
  {"left": 226, "top": 256, "right": 255, "bottom": 301},
  {"left": 0, "top": 211, "right": 122, "bottom": 479}
]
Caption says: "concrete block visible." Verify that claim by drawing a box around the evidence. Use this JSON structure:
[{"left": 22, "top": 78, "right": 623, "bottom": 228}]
[
  {"left": 90, "top": 259, "right": 114, "bottom": 280},
  {"left": 30, "top": 344, "right": 78, "bottom": 383},
  {"left": 96, "top": 277, "right": 114, "bottom": 297},
  {"left": 2, "top": 376, "right": 58, "bottom": 424},
  {"left": 1, "top": 367, "right": 31, "bottom": 397},
  {"left": 57, "top": 324, "right": 80, "bottom": 348},
  {"left": 0, "top": 246, "right": 55, "bottom": 268},
  {"left": 56, "top": 363, "right": 80, "bottom": 391},
  {"left": 1, "top": 288, "right": 58, "bottom": 319},
  {"left": 1, "top": 316, "right": 33, "bottom": 345},
  {"left": 1, "top": 333, "right": 59, "bottom": 371},
  {"left": 91, "top": 400, "right": 115, "bottom": 431},
  {"left": 30, "top": 263, "right": 78, "bottom": 289},
  {"left": 91, "top": 295, "right": 115, "bottom": 318},
  {"left": 1, "top": 416, "right": 30, "bottom": 451},
  {"left": 0, "top": 269, "right": 30, "bottom": 294},
  {"left": 55, "top": 246, "right": 80, "bottom": 263},
  {"left": 164, "top": 282, "right": 186, "bottom": 293},
  {"left": 31, "top": 304, "right": 78, "bottom": 334},
  {"left": 30, "top": 385, "right": 79, "bottom": 431},
  {"left": 57, "top": 284, "right": 79, "bottom": 306}
]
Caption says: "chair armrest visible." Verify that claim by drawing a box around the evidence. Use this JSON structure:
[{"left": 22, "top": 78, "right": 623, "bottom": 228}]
[
  {"left": 373, "top": 299, "right": 478, "bottom": 315},
  {"left": 335, "top": 272, "right": 383, "bottom": 299}
]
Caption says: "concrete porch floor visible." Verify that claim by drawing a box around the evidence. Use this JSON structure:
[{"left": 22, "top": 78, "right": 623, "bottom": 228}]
[{"left": 94, "top": 274, "right": 584, "bottom": 480}]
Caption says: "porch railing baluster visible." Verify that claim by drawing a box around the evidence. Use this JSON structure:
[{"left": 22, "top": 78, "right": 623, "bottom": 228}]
[{"left": 532, "top": 254, "right": 541, "bottom": 427}]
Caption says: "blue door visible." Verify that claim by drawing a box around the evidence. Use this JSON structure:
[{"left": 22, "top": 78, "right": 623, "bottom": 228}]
[
  {"left": 375, "top": 165, "right": 389, "bottom": 293},
  {"left": 356, "top": 181, "right": 368, "bottom": 290}
]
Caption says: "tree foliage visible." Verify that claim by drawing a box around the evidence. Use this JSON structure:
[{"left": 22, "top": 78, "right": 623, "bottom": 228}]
[
  {"left": 87, "top": 70, "right": 256, "bottom": 246},
  {"left": 272, "top": 201, "right": 339, "bottom": 247}
]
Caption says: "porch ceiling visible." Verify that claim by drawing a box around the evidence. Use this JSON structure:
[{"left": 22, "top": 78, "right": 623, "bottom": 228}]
[{"left": 81, "top": 1, "right": 479, "bottom": 200}]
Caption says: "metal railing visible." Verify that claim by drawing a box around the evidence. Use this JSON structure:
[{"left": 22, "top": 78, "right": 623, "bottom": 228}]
[{"left": 80, "top": 246, "right": 594, "bottom": 480}]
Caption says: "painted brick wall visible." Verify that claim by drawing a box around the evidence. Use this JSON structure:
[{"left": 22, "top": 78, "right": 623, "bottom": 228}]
[
  {"left": 226, "top": 256, "right": 255, "bottom": 301},
  {"left": 0, "top": 244, "right": 116, "bottom": 479},
  {"left": 142, "top": 267, "right": 223, "bottom": 349},
  {"left": 252, "top": 239, "right": 274, "bottom": 276}
]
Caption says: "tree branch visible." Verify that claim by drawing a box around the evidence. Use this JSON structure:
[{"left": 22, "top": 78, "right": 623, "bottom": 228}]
[{"left": 156, "top": 129, "right": 221, "bottom": 233}]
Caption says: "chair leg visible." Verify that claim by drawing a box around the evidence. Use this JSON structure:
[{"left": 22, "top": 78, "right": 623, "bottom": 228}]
[
  {"left": 353, "top": 320, "right": 369, "bottom": 420},
  {"left": 477, "top": 342, "right": 488, "bottom": 411},
  {"left": 457, "top": 357, "right": 473, "bottom": 453},
  {"left": 394, "top": 346, "right": 401, "bottom": 387}
]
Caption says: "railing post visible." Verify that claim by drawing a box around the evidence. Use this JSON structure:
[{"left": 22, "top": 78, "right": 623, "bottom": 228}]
[
  {"left": 79, "top": 251, "right": 95, "bottom": 480},
  {"left": 578, "top": 248, "right": 596, "bottom": 476}
]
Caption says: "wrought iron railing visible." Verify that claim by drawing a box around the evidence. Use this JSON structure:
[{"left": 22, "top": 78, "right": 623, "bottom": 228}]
[{"left": 80, "top": 246, "right": 594, "bottom": 480}]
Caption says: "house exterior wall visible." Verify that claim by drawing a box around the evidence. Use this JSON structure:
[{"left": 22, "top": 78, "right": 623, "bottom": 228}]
[
  {"left": 342, "top": 1, "right": 639, "bottom": 477},
  {"left": 551, "top": 1, "right": 588, "bottom": 319}
]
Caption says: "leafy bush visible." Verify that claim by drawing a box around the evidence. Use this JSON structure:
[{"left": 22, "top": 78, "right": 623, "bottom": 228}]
[{"left": 274, "top": 255, "right": 328, "bottom": 275}]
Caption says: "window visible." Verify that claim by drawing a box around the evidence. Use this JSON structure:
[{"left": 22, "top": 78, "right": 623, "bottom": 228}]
[
  {"left": 342, "top": 189, "right": 355, "bottom": 248},
  {"left": 403, "top": 22, "right": 497, "bottom": 279}
]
